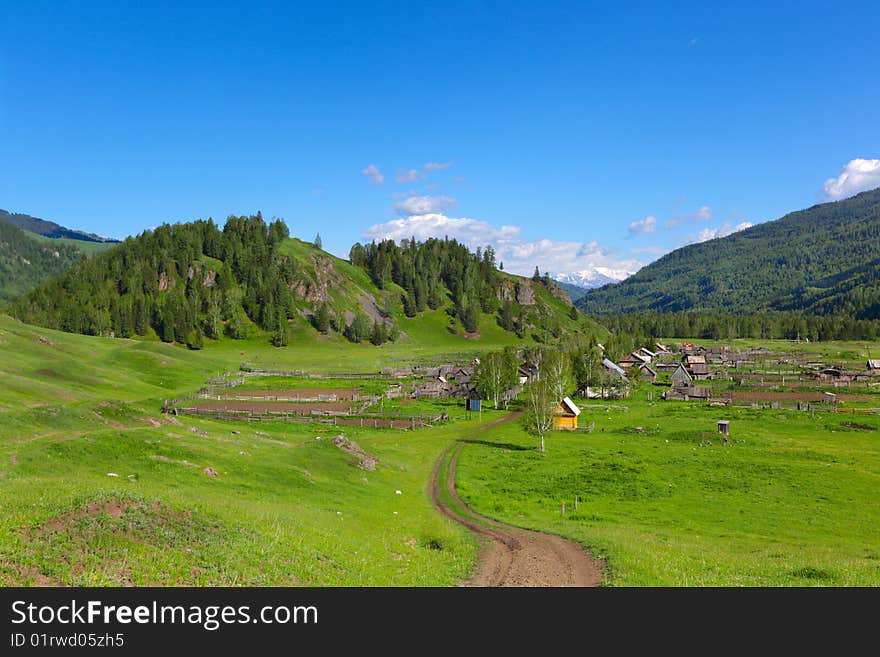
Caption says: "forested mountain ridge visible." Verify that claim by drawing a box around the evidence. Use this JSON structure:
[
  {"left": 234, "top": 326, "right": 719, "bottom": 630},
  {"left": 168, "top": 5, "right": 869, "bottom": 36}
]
[
  {"left": 577, "top": 187, "right": 880, "bottom": 318},
  {"left": 0, "top": 217, "right": 87, "bottom": 303},
  {"left": 11, "top": 214, "right": 599, "bottom": 348},
  {"left": 0, "top": 209, "right": 120, "bottom": 243}
]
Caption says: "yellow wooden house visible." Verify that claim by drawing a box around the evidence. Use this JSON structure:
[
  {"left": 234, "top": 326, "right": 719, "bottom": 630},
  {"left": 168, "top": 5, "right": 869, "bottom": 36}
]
[{"left": 552, "top": 396, "right": 581, "bottom": 430}]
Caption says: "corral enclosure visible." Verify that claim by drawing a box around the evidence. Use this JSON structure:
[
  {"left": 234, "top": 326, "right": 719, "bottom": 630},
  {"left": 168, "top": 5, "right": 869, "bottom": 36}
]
[{"left": 165, "top": 369, "right": 460, "bottom": 429}]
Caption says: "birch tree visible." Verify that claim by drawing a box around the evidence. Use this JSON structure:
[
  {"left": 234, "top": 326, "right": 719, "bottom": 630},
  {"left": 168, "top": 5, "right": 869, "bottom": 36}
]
[
  {"left": 524, "top": 377, "right": 555, "bottom": 453},
  {"left": 475, "top": 351, "right": 517, "bottom": 409},
  {"left": 543, "top": 350, "right": 571, "bottom": 403}
]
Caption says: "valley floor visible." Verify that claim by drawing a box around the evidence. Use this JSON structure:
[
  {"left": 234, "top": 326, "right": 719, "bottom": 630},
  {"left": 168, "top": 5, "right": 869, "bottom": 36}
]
[{"left": 2, "top": 315, "right": 879, "bottom": 586}]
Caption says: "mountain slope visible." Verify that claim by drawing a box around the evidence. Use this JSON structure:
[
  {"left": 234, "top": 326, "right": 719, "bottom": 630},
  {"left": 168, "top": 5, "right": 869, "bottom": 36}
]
[
  {"left": 11, "top": 214, "right": 605, "bottom": 347},
  {"left": 577, "top": 188, "right": 880, "bottom": 318},
  {"left": 0, "top": 209, "right": 120, "bottom": 244},
  {"left": 0, "top": 217, "right": 86, "bottom": 303},
  {"left": 554, "top": 280, "right": 590, "bottom": 303}
]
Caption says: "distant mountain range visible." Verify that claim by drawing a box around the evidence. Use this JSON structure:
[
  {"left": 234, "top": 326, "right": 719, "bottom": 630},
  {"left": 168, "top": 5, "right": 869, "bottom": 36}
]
[
  {"left": 0, "top": 209, "right": 120, "bottom": 304},
  {"left": 553, "top": 268, "right": 630, "bottom": 289},
  {"left": 552, "top": 269, "right": 629, "bottom": 303},
  {"left": 0, "top": 209, "right": 119, "bottom": 243},
  {"left": 577, "top": 187, "right": 880, "bottom": 319}
]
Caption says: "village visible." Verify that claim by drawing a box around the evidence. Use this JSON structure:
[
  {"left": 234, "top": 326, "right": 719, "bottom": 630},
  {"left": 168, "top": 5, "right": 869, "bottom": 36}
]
[{"left": 160, "top": 341, "right": 880, "bottom": 436}]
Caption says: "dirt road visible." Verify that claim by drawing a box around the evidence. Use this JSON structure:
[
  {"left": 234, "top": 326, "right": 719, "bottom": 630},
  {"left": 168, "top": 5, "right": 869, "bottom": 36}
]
[{"left": 430, "top": 413, "right": 603, "bottom": 587}]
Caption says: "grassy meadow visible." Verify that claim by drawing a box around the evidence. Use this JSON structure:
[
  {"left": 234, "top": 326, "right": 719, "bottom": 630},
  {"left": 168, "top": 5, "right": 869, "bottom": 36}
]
[
  {"left": 3, "top": 311, "right": 879, "bottom": 586},
  {"left": 454, "top": 385, "right": 880, "bottom": 586},
  {"left": 0, "top": 314, "right": 494, "bottom": 585}
]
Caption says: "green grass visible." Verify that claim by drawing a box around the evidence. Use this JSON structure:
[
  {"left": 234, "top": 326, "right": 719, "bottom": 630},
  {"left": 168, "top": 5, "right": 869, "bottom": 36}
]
[
  {"left": 0, "top": 314, "right": 483, "bottom": 585},
  {"left": 453, "top": 391, "right": 880, "bottom": 585},
  {"left": 4, "top": 312, "right": 879, "bottom": 586},
  {"left": 28, "top": 232, "right": 119, "bottom": 256}
]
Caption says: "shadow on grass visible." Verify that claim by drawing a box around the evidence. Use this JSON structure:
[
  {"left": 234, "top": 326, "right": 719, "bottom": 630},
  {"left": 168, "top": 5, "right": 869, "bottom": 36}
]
[{"left": 459, "top": 438, "right": 536, "bottom": 451}]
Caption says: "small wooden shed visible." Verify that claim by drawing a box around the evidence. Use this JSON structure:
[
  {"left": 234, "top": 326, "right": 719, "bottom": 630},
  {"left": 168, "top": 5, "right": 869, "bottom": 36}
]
[{"left": 552, "top": 396, "right": 581, "bottom": 430}]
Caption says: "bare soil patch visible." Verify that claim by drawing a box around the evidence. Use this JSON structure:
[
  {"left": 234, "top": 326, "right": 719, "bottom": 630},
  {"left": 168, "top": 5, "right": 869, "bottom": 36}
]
[
  {"left": 192, "top": 400, "right": 351, "bottom": 414},
  {"left": 11, "top": 498, "right": 227, "bottom": 586},
  {"left": 729, "top": 391, "right": 876, "bottom": 403},
  {"left": 226, "top": 387, "right": 359, "bottom": 400},
  {"left": 34, "top": 500, "right": 133, "bottom": 536},
  {"left": 36, "top": 369, "right": 67, "bottom": 379},
  {"left": 842, "top": 422, "right": 876, "bottom": 431},
  {"left": 331, "top": 435, "right": 379, "bottom": 471}
]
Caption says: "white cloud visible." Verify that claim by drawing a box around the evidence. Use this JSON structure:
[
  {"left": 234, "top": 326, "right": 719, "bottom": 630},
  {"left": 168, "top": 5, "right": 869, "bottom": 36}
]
[
  {"left": 361, "top": 164, "right": 384, "bottom": 184},
  {"left": 424, "top": 162, "right": 452, "bottom": 171},
  {"left": 665, "top": 205, "right": 711, "bottom": 229},
  {"left": 363, "top": 213, "right": 644, "bottom": 282},
  {"left": 628, "top": 215, "right": 657, "bottom": 236},
  {"left": 395, "top": 168, "right": 423, "bottom": 184},
  {"left": 822, "top": 158, "right": 880, "bottom": 200},
  {"left": 682, "top": 221, "right": 753, "bottom": 245},
  {"left": 391, "top": 195, "right": 456, "bottom": 216}
]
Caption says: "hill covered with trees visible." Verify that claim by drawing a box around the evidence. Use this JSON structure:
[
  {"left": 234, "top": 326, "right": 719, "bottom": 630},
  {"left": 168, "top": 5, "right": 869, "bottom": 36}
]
[
  {"left": 577, "top": 187, "right": 880, "bottom": 319},
  {"left": 0, "top": 218, "right": 87, "bottom": 303},
  {"left": 0, "top": 209, "right": 120, "bottom": 244},
  {"left": 11, "top": 214, "right": 600, "bottom": 348}
]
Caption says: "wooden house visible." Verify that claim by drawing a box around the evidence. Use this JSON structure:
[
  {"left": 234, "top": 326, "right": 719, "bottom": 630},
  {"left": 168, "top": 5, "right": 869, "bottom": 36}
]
[
  {"left": 638, "top": 348, "right": 657, "bottom": 362},
  {"left": 619, "top": 352, "right": 650, "bottom": 369},
  {"left": 552, "top": 397, "right": 581, "bottom": 430},
  {"left": 639, "top": 364, "right": 657, "bottom": 382},
  {"left": 690, "top": 363, "right": 711, "bottom": 380},
  {"left": 662, "top": 386, "right": 711, "bottom": 401},
  {"left": 603, "top": 359, "right": 629, "bottom": 381},
  {"left": 867, "top": 359, "right": 880, "bottom": 373},
  {"left": 415, "top": 380, "right": 451, "bottom": 398},
  {"left": 671, "top": 364, "right": 694, "bottom": 387}
]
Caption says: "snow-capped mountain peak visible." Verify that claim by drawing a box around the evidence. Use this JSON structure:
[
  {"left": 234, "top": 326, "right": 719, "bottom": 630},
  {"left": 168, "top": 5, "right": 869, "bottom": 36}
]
[{"left": 552, "top": 267, "right": 634, "bottom": 289}]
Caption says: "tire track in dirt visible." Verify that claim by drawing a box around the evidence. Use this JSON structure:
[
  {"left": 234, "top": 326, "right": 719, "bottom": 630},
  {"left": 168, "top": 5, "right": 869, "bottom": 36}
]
[{"left": 430, "top": 412, "right": 603, "bottom": 587}]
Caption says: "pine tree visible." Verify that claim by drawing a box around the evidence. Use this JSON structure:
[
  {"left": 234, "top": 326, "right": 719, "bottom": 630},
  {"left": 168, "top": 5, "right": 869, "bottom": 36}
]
[
  {"left": 314, "top": 303, "right": 331, "bottom": 333},
  {"left": 462, "top": 303, "right": 479, "bottom": 333},
  {"left": 314, "top": 233, "right": 322, "bottom": 249},
  {"left": 370, "top": 320, "right": 388, "bottom": 345}
]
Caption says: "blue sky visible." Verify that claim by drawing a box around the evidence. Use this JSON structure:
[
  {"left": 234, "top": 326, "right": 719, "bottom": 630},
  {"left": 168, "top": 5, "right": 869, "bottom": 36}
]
[{"left": 1, "top": 1, "right": 878, "bottom": 282}]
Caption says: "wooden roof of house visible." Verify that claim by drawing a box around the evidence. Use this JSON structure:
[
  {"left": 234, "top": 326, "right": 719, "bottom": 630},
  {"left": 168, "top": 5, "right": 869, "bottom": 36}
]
[
  {"left": 672, "top": 364, "right": 693, "bottom": 382},
  {"left": 603, "top": 358, "right": 628, "bottom": 379}
]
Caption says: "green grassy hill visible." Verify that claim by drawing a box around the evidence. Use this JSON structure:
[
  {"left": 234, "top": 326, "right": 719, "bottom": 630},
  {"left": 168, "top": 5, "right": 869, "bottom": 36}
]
[
  {"left": 0, "top": 313, "right": 505, "bottom": 585},
  {"left": 577, "top": 187, "right": 880, "bottom": 318}
]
